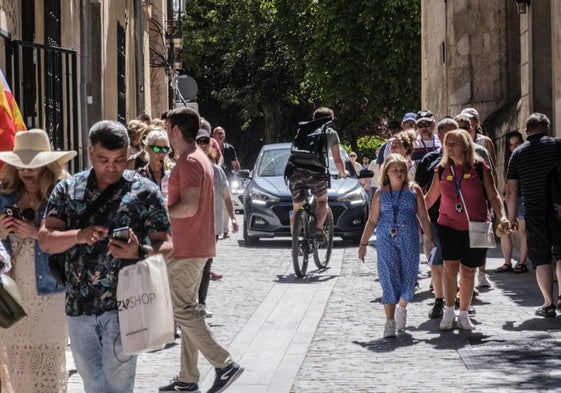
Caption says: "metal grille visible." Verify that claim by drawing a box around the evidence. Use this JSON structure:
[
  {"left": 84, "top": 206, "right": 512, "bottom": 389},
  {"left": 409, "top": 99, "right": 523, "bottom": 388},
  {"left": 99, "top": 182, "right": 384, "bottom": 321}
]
[
  {"left": 6, "top": 41, "right": 80, "bottom": 173},
  {"left": 117, "top": 22, "right": 126, "bottom": 125}
]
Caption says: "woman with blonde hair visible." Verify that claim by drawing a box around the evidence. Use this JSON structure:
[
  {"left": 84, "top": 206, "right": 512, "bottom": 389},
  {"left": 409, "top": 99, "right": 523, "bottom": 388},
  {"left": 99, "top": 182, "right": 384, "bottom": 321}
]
[
  {"left": 0, "top": 129, "right": 76, "bottom": 393},
  {"left": 425, "top": 129, "right": 509, "bottom": 331},
  {"left": 136, "top": 128, "right": 173, "bottom": 200},
  {"left": 358, "top": 153, "right": 434, "bottom": 338}
]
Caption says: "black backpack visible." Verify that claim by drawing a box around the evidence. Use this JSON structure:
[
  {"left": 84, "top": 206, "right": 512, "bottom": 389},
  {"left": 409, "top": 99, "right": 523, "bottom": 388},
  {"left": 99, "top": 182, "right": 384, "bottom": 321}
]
[
  {"left": 548, "top": 139, "right": 561, "bottom": 219},
  {"left": 284, "top": 116, "right": 332, "bottom": 179}
]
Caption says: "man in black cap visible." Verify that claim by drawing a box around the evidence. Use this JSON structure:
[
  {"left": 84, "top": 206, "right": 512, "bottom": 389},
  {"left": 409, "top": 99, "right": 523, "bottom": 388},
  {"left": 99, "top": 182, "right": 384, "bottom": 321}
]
[{"left": 411, "top": 109, "right": 441, "bottom": 164}]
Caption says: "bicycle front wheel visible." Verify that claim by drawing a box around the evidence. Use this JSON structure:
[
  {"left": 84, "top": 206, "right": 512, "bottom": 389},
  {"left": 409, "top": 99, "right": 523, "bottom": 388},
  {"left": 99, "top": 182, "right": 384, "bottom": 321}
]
[
  {"left": 313, "top": 208, "right": 334, "bottom": 269},
  {"left": 292, "top": 209, "right": 310, "bottom": 278}
]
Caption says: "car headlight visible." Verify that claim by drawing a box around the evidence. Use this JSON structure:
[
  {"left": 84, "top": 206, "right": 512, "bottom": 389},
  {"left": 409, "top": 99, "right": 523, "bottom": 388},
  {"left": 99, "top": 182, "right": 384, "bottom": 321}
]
[
  {"left": 249, "top": 187, "right": 280, "bottom": 205},
  {"left": 337, "top": 188, "right": 366, "bottom": 205}
]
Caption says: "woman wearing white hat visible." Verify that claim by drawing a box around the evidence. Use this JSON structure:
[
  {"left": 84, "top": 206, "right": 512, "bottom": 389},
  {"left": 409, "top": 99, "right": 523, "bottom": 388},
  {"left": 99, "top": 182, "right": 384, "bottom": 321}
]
[{"left": 0, "top": 129, "right": 76, "bottom": 393}]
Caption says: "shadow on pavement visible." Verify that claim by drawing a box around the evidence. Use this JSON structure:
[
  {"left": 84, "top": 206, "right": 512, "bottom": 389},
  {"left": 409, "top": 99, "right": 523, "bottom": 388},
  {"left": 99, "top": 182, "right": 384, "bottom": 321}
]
[
  {"left": 237, "top": 239, "right": 352, "bottom": 249},
  {"left": 274, "top": 270, "right": 339, "bottom": 284}
]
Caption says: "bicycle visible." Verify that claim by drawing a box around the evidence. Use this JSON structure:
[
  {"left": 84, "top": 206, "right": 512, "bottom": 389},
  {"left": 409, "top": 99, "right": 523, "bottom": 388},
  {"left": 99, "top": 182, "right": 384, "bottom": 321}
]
[{"left": 291, "top": 190, "right": 334, "bottom": 278}]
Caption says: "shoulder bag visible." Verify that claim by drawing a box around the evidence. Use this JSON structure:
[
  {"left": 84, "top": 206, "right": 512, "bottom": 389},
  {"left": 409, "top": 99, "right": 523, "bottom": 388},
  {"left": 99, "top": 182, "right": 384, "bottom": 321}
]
[
  {"left": 453, "top": 166, "right": 496, "bottom": 249},
  {"left": 0, "top": 273, "right": 26, "bottom": 328}
]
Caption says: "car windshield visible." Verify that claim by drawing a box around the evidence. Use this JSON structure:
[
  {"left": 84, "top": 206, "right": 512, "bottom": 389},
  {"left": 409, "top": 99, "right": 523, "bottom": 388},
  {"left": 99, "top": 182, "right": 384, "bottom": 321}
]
[{"left": 255, "top": 146, "right": 348, "bottom": 177}]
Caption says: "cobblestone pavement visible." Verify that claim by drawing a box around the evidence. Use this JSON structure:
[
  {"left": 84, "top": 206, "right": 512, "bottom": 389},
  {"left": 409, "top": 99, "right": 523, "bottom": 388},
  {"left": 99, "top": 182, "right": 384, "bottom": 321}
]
[
  {"left": 291, "top": 246, "right": 561, "bottom": 393},
  {"left": 67, "top": 219, "right": 561, "bottom": 392}
]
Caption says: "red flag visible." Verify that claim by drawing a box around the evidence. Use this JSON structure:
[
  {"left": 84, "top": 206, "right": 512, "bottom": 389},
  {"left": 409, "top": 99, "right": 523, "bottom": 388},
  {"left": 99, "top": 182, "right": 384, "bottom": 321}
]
[{"left": 0, "top": 69, "right": 26, "bottom": 153}]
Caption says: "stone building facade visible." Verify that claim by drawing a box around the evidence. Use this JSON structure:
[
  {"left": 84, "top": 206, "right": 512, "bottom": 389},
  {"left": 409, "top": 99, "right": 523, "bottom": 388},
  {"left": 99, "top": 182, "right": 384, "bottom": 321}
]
[
  {"left": 0, "top": 0, "right": 176, "bottom": 170},
  {"left": 421, "top": 0, "right": 561, "bottom": 188}
]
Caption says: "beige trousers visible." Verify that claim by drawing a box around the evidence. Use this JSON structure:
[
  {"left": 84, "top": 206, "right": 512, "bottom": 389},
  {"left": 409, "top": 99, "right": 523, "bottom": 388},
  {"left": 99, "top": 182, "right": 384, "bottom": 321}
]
[{"left": 166, "top": 257, "right": 232, "bottom": 383}]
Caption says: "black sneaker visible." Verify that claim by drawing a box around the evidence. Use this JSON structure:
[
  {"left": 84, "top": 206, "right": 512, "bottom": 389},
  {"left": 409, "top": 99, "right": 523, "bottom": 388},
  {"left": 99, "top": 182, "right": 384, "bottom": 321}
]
[
  {"left": 159, "top": 378, "right": 200, "bottom": 392},
  {"left": 429, "top": 299, "right": 444, "bottom": 319},
  {"left": 207, "top": 362, "right": 244, "bottom": 393}
]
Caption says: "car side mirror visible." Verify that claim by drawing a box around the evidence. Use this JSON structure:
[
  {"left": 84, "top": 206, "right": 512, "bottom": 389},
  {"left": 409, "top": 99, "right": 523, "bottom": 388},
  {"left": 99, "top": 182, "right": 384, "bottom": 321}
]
[{"left": 236, "top": 169, "right": 251, "bottom": 179}]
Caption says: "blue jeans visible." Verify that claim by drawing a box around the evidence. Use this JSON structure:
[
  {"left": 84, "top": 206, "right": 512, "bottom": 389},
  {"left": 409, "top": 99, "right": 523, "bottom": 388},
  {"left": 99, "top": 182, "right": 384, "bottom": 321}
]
[{"left": 67, "top": 310, "right": 137, "bottom": 393}]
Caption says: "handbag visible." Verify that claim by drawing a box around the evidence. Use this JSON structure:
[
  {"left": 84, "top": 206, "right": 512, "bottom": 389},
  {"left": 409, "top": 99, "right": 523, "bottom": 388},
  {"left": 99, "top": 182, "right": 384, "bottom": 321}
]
[
  {"left": 467, "top": 220, "right": 496, "bottom": 248},
  {"left": 0, "top": 273, "right": 26, "bottom": 328},
  {"left": 116, "top": 253, "right": 175, "bottom": 356},
  {"left": 48, "top": 179, "right": 125, "bottom": 286},
  {"left": 454, "top": 166, "right": 496, "bottom": 249}
]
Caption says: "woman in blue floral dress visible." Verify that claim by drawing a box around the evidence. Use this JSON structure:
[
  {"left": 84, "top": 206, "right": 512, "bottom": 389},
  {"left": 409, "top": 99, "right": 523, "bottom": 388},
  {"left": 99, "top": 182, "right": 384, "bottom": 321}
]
[{"left": 359, "top": 154, "right": 434, "bottom": 338}]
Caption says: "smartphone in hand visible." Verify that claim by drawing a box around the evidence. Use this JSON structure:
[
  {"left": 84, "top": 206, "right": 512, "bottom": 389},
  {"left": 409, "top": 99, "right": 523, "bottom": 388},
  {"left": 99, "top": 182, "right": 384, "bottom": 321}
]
[
  {"left": 111, "top": 226, "right": 130, "bottom": 241},
  {"left": 3, "top": 206, "right": 21, "bottom": 220}
]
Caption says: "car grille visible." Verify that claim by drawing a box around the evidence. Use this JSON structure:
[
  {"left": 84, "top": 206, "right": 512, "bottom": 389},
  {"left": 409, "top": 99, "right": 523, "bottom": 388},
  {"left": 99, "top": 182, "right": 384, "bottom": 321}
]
[
  {"left": 330, "top": 205, "right": 345, "bottom": 225},
  {"left": 272, "top": 205, "right": 293, "bottom": 226}
]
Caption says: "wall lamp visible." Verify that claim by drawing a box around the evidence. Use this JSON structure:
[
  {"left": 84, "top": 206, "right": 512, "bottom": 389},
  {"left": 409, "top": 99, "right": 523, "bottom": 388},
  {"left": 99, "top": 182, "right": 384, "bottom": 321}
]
[{"left": 515, "top": 0, "right": 530, "bottom": 15}]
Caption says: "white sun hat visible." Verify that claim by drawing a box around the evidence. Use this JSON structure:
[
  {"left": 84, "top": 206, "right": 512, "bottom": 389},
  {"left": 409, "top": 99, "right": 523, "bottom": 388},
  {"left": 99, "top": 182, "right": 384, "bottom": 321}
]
[{"left": 0, "top": 129, "right": 77, "bottom": 169}]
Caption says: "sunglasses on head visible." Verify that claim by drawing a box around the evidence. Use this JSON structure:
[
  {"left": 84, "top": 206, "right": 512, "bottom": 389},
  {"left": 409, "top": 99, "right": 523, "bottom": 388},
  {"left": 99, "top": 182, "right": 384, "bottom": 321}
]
[
  {"left": 197, "top": 138, "right": 210, "bottom": 145},
  {"left": 149, "top": 145, "right": 170, "bottom": 154}
]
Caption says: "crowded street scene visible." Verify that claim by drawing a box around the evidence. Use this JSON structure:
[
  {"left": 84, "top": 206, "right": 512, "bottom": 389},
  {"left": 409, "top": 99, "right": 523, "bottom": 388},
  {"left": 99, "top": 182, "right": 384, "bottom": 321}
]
[{"left": 1, "top": 1, "right": 561, "bottom": 393}]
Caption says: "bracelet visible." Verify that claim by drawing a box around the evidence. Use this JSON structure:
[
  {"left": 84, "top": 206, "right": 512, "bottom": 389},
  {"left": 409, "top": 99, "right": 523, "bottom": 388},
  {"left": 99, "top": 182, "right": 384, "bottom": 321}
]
[{"left": 359, "top": 243, "right": 368, "bottom": 247}]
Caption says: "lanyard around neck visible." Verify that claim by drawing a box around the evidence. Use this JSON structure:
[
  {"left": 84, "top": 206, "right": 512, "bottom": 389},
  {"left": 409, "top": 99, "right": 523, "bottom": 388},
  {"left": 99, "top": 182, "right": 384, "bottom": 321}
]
[
  {"left": 419, "top": 135, "right": 436, "bottom": 153},
  {"left": 389, "top": 182, "right": 406, "bottom": 228},
  {"left": 450, "top": 165, "right": 464, "bottom": 198}
]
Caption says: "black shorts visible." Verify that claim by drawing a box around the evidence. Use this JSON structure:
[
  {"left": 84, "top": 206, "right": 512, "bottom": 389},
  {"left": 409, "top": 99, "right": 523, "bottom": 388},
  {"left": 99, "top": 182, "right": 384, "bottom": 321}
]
[
  {"left": 436, "top": 224, "right": 487, "bottom": 268},
  {"left": 524, "top": 214, "right": 561, "bottom": 266},
  {"left": 288, "top": 169, "right": 328, "bottom": 204}
]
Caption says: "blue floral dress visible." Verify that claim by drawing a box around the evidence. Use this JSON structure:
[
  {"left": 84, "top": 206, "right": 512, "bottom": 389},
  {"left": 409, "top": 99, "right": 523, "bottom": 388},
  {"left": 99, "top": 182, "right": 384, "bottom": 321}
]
[{"left": 376, "top": 187, "right": 420, "bottom": 304}]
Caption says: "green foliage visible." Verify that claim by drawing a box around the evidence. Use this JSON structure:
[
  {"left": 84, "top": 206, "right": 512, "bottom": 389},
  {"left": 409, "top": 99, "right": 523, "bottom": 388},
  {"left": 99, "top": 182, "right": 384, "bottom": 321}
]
[
  {"left": 356, "top": 135, "right": 385, "bottom": 161},
  {"left": 179, "top": 0, "right": 420, "bottom": 167}
]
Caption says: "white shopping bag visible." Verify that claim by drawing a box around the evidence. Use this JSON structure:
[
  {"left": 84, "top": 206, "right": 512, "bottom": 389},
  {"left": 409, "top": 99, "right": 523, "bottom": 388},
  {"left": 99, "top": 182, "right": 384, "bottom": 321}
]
[{"left": 117, "top": 254, "right": 175, "bottom": 356}]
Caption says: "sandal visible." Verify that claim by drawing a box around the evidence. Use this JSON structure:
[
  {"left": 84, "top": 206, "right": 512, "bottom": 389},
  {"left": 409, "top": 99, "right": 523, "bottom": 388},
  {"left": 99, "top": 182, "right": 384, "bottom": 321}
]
[
  {"left": 513, "top": 264, "right": 529, "bottom": 274},
  {"left": 535, "top": 304, "right": 556, "bottom": 318},
  {"left": 495, "top": 264, "right": 513, "bottom": 273},
  {"left": 557, "top": 296, "right": 561, "bottom": 308}
]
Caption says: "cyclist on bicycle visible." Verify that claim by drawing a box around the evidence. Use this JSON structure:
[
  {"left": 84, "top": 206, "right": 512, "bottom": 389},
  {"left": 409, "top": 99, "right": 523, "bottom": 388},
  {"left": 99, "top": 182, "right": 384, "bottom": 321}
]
[{"left": 286, "top": 107, "right": 348, "bottom": 237}]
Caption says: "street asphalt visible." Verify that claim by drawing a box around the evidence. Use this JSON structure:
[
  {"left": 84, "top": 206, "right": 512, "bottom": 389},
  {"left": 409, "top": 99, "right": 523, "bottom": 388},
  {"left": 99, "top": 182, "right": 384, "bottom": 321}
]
[{"left": 67, "top": 215, "right": 561, "bottom": 392}]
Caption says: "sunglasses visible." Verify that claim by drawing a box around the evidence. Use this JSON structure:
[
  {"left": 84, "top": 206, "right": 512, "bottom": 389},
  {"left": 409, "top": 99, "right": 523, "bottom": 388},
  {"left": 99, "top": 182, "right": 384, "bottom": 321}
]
[
  {"left": 149, "top": 145, "right": 171, "bottom": 154},
  {"left": 417, "top": 122, "right": 432, "bottom": 128},
  {"left": 197, "top": 138, "right": 210, "bottom": 145}
]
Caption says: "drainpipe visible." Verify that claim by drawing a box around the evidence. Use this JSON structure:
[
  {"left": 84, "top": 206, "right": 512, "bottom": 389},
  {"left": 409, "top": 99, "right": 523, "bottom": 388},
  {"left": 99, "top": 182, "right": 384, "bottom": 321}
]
[
  {"left": 135, "top": 0, "right": 145, "bottom": 115},
  {"left": 80, "top": 0, "right": 91, "bottom": 169}
]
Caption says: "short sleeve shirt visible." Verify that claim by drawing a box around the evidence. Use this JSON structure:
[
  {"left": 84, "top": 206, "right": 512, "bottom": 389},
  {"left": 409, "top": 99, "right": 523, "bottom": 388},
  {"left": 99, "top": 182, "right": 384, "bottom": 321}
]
[
  {"left": 221, "top": 142, "right": 238, "bottom": 177},
  {"left": 437, "top": 162, "right": 491, "bottom": 230},
  {"left": 212, "top": 164, "right": 229, "bottom": 236},
  {"left": 45, "top": 169, "right": 171, "bottom": 316},
  {"left": 168, "top": 148, "right": 216, "bottom": 258},
  {"left": 507, "top": 133, "right": 559, "bottom": 214}
]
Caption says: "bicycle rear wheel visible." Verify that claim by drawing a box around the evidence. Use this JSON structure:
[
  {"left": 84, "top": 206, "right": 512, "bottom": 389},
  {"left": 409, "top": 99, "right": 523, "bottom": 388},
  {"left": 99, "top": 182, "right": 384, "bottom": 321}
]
[
  {"left": 313, "top": 208, "right": 334, "bottom": 269},
  {"left": 292, "top": 209, "right": 310, "bottom": 278}
]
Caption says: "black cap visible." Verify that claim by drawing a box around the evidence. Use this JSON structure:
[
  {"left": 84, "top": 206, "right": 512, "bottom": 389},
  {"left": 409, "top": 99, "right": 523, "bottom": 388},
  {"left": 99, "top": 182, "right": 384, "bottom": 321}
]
[{"left": 416, "top": 109, "right": 435, "bottom": 123}]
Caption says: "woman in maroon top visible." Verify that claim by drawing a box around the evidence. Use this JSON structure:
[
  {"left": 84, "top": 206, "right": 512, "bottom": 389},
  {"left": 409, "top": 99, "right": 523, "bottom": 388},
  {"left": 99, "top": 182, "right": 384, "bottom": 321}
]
[{"left": 425, "top": 129, "right": 508, "bottom": 331}]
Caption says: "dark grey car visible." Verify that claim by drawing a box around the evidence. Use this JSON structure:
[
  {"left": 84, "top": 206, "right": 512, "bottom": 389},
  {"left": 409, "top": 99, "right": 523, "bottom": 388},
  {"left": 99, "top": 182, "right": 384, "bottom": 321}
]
[{"left": 241, "top": 142, "right": 369, "bottom": 245}]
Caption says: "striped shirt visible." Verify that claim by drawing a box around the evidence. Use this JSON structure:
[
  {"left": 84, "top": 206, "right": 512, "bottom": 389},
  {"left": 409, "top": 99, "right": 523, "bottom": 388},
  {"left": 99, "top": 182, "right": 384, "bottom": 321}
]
[{"left": 507, "top": 133, "right": 559, "bottom": 214}]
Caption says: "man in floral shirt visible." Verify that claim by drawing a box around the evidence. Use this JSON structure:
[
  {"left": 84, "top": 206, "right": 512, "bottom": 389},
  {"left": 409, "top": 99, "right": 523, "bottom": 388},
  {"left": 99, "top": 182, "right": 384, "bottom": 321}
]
[{"left": 38, "top": 120, "right": 173, "bottom": 393}]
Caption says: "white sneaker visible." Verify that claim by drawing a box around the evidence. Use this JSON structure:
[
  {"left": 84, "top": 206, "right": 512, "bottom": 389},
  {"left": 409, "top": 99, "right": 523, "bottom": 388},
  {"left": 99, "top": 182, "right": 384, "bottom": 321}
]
[
  {"left": 196, "top": 304, "right": 213, "bottom": 318},
  {"left": 383, "top": 320, "right": 396, "bottom": 338},
  {"left": 395, "top": 307, "right": 407, "bottom": 331},
  {"left": 477, "top": 272, "right": 491, "bottom": 288},
  {"left": 457, "top": 313, "right": 475, "bottom": 330},
  {"left": 440, "top": 307, "right": 455, "bottom": 331}
]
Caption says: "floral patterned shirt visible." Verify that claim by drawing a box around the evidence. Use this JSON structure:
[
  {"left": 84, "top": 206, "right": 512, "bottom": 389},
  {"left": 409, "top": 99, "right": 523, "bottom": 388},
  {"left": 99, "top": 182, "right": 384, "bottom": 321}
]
[{"left": 44, "top": 168, "right": 171, "bottom": 316}]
